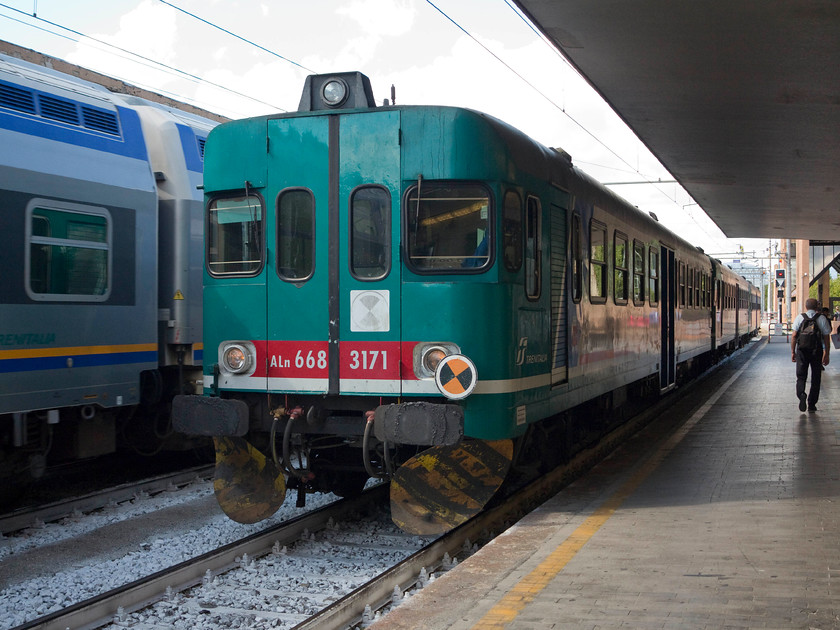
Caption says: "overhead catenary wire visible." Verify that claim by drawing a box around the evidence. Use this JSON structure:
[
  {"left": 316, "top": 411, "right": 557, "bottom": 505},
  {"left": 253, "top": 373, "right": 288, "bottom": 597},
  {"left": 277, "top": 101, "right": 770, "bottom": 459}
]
[
  {"left": 0, "top": 3, "right": 287, "bottom": 115},
  {"left": 157, "top": 0, "right": 317, "bottom": 75},
  {"left": 426, "top": 0, "right": 725, "bottom": 245},
  {"left": 425, "top": 2, "right": 660, "bottom": 188}
]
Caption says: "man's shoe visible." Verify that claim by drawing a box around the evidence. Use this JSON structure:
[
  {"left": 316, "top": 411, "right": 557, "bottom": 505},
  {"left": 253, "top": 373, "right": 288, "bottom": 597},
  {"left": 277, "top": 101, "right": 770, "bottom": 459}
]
[
  {"left": 799, "top": 393, "right": 807, "bottom": 411},
  {"left": 808, "top": 405, "right": 817, "bottom": 412}
]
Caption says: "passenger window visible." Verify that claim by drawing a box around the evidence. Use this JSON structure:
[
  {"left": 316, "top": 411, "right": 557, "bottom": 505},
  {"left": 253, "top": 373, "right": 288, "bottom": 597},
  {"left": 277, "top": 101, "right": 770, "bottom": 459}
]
[
  {"left": 27, "top": 203, "right": 111, "bottom": 300},
  {"left": 589, "top": 220, "right": 607, "bottom": 303},
  {"left": 571, "top": 213, "right": 583, "bottom": 303},
  {"left": 678, "top": 261, "right": 686, "bottom": 308},
  {"left": 614, "top": 231, "right": 628, "bottom": 305},
  {"left": 502, "top": 190, "right": 522, "bottom": 272},
  {"left": 687, "top": 267, "right": 694, "bottom": 307},
  {"left": 208, "top": 193, "right": 263, "bottom": 277},
  {"left": 633, "top": 241, "right": 645, "bottom": 305},
  {"left": 525, "top": 196, "right": 541, "bottom": 299},
  {"left": 695, "top": 272, "right": 702, "bottom": 307},
  {"left": 276, "top": 189, "right": 314, "bottom": 281},
  {"left": 649, "top": 249, "right": 659, "bottom": 306},
  {"left": 405, "top": 182, "right": 491, "bottom": 273},
  {"left": 350, "top": 186, "right": 390, "bottom": 280}
]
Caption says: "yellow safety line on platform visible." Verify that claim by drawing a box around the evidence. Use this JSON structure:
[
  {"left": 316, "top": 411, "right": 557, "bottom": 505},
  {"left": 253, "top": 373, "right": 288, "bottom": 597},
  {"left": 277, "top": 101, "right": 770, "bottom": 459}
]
[{"left": 471, "top": 342, "right": 766, "bottom": 629}]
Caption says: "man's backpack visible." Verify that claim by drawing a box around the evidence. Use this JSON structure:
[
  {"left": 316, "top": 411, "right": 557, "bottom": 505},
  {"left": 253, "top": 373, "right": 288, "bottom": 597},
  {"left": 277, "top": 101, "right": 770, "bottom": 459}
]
[{"left": 798, "top": 313, "right": 823, "bottom": 353}]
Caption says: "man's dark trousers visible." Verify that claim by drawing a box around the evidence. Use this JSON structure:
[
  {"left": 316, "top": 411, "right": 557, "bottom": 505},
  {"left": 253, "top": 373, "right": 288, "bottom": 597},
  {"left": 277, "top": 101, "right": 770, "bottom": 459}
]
[{"left": 796, "top": 348, "right": 823, "bottom": 406}]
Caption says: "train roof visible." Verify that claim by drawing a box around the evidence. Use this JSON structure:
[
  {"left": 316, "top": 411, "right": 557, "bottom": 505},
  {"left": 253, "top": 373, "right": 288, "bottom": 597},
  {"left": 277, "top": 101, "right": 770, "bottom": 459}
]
[{"left": 0, "top": 52, "right": 118, "bottom": 110}]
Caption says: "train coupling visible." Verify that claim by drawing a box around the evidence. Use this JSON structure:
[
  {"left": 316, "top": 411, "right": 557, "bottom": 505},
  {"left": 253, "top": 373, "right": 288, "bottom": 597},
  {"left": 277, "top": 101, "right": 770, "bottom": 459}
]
[{"left": 373, "top": 401, "right": 463, "bottom": 446}]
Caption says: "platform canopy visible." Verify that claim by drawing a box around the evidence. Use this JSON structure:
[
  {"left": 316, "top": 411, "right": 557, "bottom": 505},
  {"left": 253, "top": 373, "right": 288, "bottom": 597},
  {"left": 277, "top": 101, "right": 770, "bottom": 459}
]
[{"left": 514, "top": 1, "right": 840, "bottom": 241}]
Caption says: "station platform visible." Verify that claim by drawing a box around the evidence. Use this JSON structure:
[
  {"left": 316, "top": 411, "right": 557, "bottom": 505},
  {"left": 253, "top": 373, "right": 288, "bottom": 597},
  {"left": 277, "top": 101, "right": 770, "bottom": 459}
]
[{"left": 372, "top": 337, "right": 840, "bottom": 629}]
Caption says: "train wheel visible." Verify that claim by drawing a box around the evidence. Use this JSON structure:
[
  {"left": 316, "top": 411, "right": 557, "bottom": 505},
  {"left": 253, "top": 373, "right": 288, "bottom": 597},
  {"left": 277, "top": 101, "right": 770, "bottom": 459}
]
[
  {"left": 213, "top": 437, "right": 286, "bottom": 524},
  {"left": 390, "top": 439, "right": 513, "bottom": 535}
]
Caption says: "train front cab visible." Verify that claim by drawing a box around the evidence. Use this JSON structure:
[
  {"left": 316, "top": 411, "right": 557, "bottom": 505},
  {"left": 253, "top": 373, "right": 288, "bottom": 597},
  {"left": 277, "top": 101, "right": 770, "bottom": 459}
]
[{"left": 184, "top": 75, "right": 569, "bottom": 529}]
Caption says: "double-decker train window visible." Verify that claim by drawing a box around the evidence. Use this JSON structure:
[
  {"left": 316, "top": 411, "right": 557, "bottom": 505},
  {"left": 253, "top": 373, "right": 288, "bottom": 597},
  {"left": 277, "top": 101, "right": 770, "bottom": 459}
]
[
  {"left": 405, "top": 182, "right": 491, "bottom": 273},
  {"left": 276, "top": 189, "right": 314, "bottom": 281},
  {"left": 350, "top": 186, "right": 390, "bottom": 280},
  {"left": 571, "top": 213, "right": 583, "bottom": 303},
  {"left": 525, "top": 196, "right": 541, "bottom": 299},
  {"left": 589, "top": 219, "right": 607, "bottom": 303},
  {"left": 207, "top": 193, "right": 263, "bottom": 276},
  {"left": 633, "top": 241, "right": 645, "bottom": 305},
  {"left": 26, "top": 202, "right": 111, "bottom": 301},
  {"left": 502, "top": 190, "right": 522, "bottom": 272},
  {"left": 614, "top": 231, "right": 628, "bottom": 305},
  {"left": 649, "top": 249, "right": 659, "bottom": 306}
]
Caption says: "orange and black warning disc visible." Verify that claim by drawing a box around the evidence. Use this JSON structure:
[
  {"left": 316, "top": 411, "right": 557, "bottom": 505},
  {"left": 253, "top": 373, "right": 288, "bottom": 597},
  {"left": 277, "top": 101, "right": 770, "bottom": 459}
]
[{"left": 434, "top": 354, "right": 478, "bottom": 400}]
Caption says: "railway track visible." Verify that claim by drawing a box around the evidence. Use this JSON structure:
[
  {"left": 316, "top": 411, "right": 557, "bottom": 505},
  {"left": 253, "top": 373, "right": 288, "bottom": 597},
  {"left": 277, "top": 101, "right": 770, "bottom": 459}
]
[
  {"left": 0, "top": 464, "right": 214, "bottom": 535},
  {"left": 9, "top": 404, "right": 649, "bottom": 630},
  {"left": 11, "top": 484, "right": 396, "bottom": 630}
]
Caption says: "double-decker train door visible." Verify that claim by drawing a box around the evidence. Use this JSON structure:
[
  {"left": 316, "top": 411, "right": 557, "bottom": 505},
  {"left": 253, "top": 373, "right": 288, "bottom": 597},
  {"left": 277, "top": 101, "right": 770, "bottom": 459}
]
[
  {"left": 660, "top": 246, "right": 676, "bottom": 390},
  {"left": 264, "top": 111, "right": 401, "bottom": 395}
]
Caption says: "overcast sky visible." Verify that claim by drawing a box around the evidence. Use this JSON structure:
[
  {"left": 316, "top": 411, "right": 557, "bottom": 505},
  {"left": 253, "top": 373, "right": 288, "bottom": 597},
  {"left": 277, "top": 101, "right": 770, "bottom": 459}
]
[{"left": 1, "top": 0, "right": 774, "bottom": 263}]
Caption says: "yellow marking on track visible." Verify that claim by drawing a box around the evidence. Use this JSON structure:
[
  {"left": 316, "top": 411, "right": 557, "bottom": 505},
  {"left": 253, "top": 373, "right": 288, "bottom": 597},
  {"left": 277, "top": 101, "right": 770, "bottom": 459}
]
[{"left": 471, "top": 343, "right": 765, "bottom": 629}]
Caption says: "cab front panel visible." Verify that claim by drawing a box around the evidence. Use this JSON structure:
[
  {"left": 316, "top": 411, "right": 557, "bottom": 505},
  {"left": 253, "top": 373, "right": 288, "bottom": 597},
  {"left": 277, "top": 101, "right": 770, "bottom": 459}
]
[{"left": 204, "top": 110, "right": 405, "bottom": 400}]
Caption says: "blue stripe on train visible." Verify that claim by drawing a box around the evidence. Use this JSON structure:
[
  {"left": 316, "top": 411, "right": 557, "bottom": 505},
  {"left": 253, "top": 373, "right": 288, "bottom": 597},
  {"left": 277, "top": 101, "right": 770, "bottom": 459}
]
[{"left": 0, "top": 351, "right": 158, "bottom": 373}]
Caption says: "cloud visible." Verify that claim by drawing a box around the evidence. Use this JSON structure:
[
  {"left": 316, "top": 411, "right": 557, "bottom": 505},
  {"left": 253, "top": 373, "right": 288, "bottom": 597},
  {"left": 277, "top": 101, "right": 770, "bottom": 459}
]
[
  {"left": 336, "top": 0, "right": 416, "bottom": 37},
  {"left": 66, "top": 0, "right": 178, "bottom": 87}
]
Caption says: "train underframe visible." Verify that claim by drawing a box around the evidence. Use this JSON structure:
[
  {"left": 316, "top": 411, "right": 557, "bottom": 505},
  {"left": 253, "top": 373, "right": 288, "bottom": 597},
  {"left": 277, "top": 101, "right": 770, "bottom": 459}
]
[{"left": 0, "top": 364, "right": 208, "bottom": 503}]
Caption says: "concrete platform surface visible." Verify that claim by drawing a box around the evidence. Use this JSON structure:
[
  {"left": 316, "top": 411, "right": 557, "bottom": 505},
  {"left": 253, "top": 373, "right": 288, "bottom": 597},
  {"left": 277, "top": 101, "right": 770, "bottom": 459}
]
[{"left": 371, "top": 338, "right": 840, "bottom": 629}]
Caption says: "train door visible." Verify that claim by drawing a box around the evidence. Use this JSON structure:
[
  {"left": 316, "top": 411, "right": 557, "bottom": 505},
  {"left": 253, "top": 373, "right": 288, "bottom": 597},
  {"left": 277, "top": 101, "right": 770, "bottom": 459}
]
[
  {"left": 337, "top": 111, "right": 402, "bottom": 395},
  {"left": 660, "top": 246, "right": 676, "bottom": 390},
  {"left": 709, "top": 262, "right": 717, "bottom": 352},
  {"left": 264, "top": 111, "right": 401, "bottom": 397},
  {"left": 265, "top": 116, "right": 331, "bottom": 394}
]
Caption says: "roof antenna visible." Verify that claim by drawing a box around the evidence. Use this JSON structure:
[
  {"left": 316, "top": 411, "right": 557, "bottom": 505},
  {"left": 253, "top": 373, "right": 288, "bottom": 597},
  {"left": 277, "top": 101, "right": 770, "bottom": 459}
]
[{"left": 391, "top": 84, "right": 396, "bottom": 106}]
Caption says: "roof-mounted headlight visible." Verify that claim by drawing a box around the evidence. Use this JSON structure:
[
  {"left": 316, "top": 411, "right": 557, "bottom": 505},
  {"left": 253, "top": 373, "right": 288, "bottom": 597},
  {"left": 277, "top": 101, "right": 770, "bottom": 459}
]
[{"left": 322, "top": 78, "right": 348, "bottom": 107}]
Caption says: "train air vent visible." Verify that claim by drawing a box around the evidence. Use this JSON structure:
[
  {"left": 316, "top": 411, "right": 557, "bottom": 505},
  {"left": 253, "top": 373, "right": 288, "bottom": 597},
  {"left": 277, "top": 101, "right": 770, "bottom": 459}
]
[
  {"left": 197, "top": 137, "right": 206, "bottom": 160},
  {"left": 81, "top": 106, "right": 120, "bottom": 135},
  {"left": 38, "top": 94, "right": 80, "bottom": 125},
  {"left": 0, "top": 81, "right": 36, "bottom": 114}
]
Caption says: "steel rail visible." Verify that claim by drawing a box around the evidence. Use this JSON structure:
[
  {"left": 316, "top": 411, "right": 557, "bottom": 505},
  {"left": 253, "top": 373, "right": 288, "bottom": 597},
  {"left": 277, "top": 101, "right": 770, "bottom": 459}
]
[
  {"left": 0, "top": 464, "right": 214, "bottom": 535},
  {"left": 12, "top": 484, "right": 389, "bottom": 630}
]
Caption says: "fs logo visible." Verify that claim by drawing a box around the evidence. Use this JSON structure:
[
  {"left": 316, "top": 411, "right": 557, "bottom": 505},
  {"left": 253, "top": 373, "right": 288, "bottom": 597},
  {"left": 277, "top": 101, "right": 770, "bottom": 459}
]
[{"left": 515, "top": 337, "right": 528, "bottom": 366}]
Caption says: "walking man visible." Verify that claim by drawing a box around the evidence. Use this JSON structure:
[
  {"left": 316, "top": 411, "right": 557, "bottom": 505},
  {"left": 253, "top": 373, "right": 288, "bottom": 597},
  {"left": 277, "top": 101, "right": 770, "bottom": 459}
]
[{"left": 791, "top": 297, "right": 831, "bottom": 411}]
